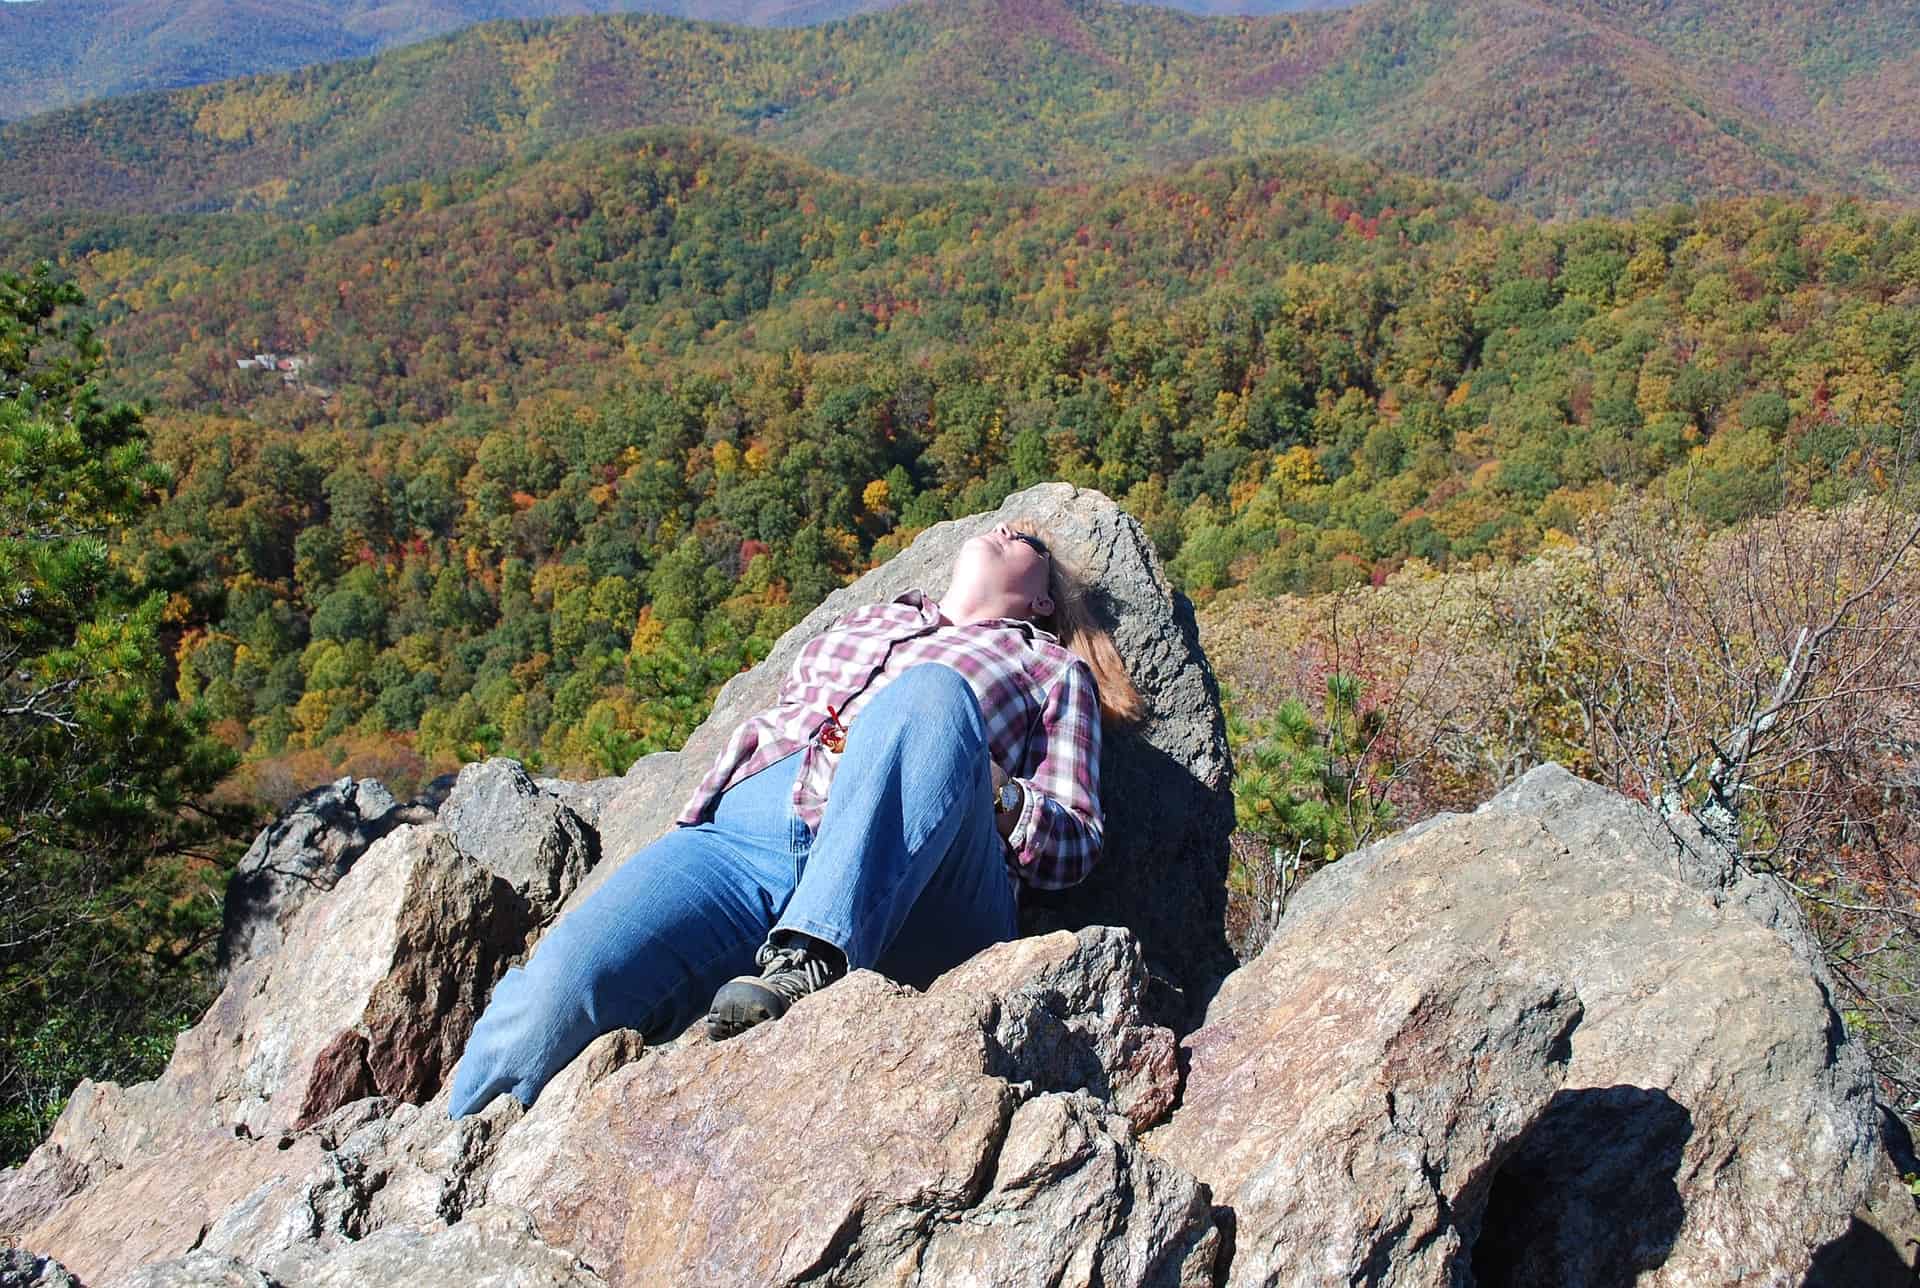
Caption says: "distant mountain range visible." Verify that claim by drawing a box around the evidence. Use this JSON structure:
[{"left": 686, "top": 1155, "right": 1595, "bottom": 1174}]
[
  {"left": 0, "top": 0, "right": 1353, "bottom": 120},
  {"left": 2, "top": 0, "right": 1915, "bottom": 220}
]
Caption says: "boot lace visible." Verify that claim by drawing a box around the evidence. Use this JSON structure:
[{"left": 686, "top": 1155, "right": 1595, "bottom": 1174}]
[{"left": 753, "top": 941, "right": 841, "bottom": 1004}]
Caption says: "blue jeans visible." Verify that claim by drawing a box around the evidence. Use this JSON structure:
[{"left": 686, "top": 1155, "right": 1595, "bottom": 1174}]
[{"left": 447, "top": 664, "right": 1021, "bottom": 1116}]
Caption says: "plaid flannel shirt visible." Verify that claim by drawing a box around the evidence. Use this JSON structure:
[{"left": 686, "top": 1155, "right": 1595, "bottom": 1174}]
[{"left": 676, "top": 590, "right": 1104, "bottom": 891}]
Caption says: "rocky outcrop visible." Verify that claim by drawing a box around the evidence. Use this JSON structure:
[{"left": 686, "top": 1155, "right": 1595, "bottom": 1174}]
[
  {"left": 0, "top": 1250, "right": 78, "bottom": 1287},
  {"left": 440, "top": 758, "right": 597, "bottom": 924},
  {"left": 940, "top": 926, "right": 1183, "bottom": 1135},
  {"left": 1150, "top": 946, "right": 1580, "bottom": 1285},
  {"left": 0, "top": 765, "right": 601, "bottom": 1284},
  {"left": 123, "top": 1208, "right": 609, "bottom": 1288},
  {"left": 588, "top": 482, "right": 1237, "bottom": 1001},
  {"left": 0, "top": 487, "right": 1897, "bottom": 1286},
  {"left": 200, "top": 825, "right": 531, "bottom": 1137},
  {"left": 217, "top": 776, "right": 429, "bottom": 984},
  {"left": 1157, "top": 763, "right": 1880, "bottom": 1287},
  {"left": 118, "top": 1253, "right": 279, "bottom": 1287},
  {"left": 0, "top": 755, "right": 1893, "bottom": 1286},
  {"left": 3, "top": 923, "right": 1217, "bottom": 1287},
  {"left": 482, "top": 932, "right": 1216, "bottom": 1287}
]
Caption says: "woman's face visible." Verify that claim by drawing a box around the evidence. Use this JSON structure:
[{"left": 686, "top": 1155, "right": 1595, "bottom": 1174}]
[{"left": 946, "top": 523, "right": 1054, "bottom": 623}]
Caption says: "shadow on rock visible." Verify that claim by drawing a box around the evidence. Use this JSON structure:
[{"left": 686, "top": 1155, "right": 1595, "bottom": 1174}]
[
  {"left": 1022, "top": 735, "right": 1234, "bottom": 1031},
  {"left": 1804, "top": 1104, "right": 1920, "bottom": 1286},
  {"left": 1470, "top": 1085, "right": 1692, "bottom": 1286},
  {"left": 1804, "top": 1216, "right": 1919, "bottom": 1287}
]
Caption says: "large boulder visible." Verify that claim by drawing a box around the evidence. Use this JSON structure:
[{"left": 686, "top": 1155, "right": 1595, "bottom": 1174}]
[
  {"left": 479, "top": 928, "right": 1217, "bottom": 1287},
  {"left": 217, "top": 776, "right": 429, "bottom": 984},
  {"left": 1149, "top": 944, "right": 1580, "bottom": 1286},
  {"left": 589, "top": 482, "right": 1236, "bottom": 1002},
  {"left": 439, "top": 757, "right": 598, "bottom": 924},
  {"left": 186, "top": 825, "right": 530, "bottom": 1139},
  {"left": 1154, "top": 763, "right": 1881, "bottom": 1286},
  {"left": 0, "top": 782, "right": 590, "bottom": 1283}
]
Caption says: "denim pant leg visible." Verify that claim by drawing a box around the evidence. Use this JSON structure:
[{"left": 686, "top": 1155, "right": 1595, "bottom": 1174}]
[
  {"left": 447, "top": 753, "right": 806, "bottom": 1117},
  {"left": 776, "top": 664, "right": 1019, "bottom": 985}
]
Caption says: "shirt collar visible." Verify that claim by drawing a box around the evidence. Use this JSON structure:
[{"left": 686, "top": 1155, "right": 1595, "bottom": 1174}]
[{"left": 894, "top": 589, "right": 1060, "bottom": 645}]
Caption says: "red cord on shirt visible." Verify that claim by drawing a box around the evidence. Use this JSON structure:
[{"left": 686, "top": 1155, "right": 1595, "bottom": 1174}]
[{"left": 819, "top": 704, "right": 847, "bottom": 753}]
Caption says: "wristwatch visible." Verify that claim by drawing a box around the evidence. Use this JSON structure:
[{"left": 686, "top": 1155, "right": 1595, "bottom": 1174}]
[{"left": 997, "top": 780, "right": 1023, "bottom": 816}]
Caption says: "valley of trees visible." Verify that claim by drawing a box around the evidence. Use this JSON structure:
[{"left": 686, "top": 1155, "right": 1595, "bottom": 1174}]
[{"left": 11, "top": 135, "right": 1909, "bottom": 796}]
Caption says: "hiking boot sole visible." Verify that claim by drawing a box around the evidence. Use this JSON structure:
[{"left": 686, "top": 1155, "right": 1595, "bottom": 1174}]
[{"left": 707, "top": 976, "right": 789, "bottom": 1041}]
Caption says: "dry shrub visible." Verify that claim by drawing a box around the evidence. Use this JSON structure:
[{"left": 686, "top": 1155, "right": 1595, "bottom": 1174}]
[
  {"left": 1573, "top": 495, "right": 1920, "bottom": 1110},
  {"left": 223, "top": 734, "right": 456, "bottom": 815},
  {"left": 1201, "top": 495, "right": 1920, "bottom": 1111}
]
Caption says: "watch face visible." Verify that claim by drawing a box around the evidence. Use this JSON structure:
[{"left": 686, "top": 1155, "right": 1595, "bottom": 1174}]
[{"left": 999, "top": 782, "right": 1021, "bottom": 812}]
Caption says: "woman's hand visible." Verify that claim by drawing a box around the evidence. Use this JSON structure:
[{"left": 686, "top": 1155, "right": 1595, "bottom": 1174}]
[{"left": 990, "top": 760, "right": 1021, "bottom": 840}]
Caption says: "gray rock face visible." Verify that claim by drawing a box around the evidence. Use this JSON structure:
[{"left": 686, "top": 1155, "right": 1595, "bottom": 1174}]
[
  {"left": 440, "top": 758, "right": 598, "bottom": 922},
  {"left": 1230, "top": 764, "right": 1881, "bottom": 1287},
  {"left": 913, "top": 1092, "right": 1218, "bottom": 1288},
  {"left": 534, "top": 773, "right": 625, "bottom": 833},
  {"left": 589, "top": 482, "right": 1236, "bottom": 1000},
  {"left": 218, "top": 776, "right": 427, "bottom": 984},
  {"left": 298, "top": 1205, "right": 608, "bottom": 1287},
  {"left": 0, "top": 1250, "right": 78, "bottom": 1288},
  {"left": 122, "top": 1208, "right": 606, "bottom": 1288},
  {"left": 117, "top": 1252, "right": 276, "bottom": 1288},
  {"left": 205, "top": 825, "right": 532, "bottom": 1137},
  {"left": 935, "top": 925, "right": 1183, "bottom": 1134},
  {"left": 481, "top": 929, "right": 1216, "bottom": 1287},
  {"left": 1150, "top": 939, "right": 1580, "bottom": 1286},
  {"left": 0, "top": 817, "right": 553, "bottom": 1283}
]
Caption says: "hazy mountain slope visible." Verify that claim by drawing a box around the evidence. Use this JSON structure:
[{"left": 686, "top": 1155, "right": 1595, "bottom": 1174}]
[
  {"left": 1544, "top": 0, "right": 1920, "bottom": 201},
  {"left": 0, "top": 0, "right": 1353, "bottom": 120},
  {"left": 3, "top": 131, "right": 1502, "bottom": 422},
  {"left": 1347, "top": 1, "right": 1838, "bottom": 216},
  {"left": 0, "top": 0, "right": 850, "bottom": 122},
  {"left": 0, "top": 0, "right": 1911, "bottom": 220}
]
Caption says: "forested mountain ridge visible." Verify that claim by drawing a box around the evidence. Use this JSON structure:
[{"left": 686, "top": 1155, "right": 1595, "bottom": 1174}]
[
  {"left": 8, "top": 133, "right": 1505, "bottom": 424},
  {"left": 13, "top": 128, "right": 1908, "bottom": 780},
  {"left": 0, "top": 0, "right": 1352, "bottom": 123},
  {"left": 2, "top": 0, "right": 1915, "bottom": 221}
]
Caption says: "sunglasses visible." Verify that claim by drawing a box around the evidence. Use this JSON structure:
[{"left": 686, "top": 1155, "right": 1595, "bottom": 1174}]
[{"left": 1008, "top": 531, "right": 1050, "bottom": 560}]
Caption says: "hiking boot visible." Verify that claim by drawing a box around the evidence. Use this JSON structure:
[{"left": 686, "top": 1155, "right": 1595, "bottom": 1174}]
[{"left": 707, "top": 935, "right": 846, "bottom": 1041}]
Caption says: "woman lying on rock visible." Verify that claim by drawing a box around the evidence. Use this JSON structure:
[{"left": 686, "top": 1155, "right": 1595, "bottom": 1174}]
[{"left": 449, "top": 521, "right": 1142, "bottom": 1116}]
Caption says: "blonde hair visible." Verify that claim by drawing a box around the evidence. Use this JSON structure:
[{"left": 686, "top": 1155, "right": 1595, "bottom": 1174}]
[{"left": 1012, "top": 520, "right": 1147, "bottom": 728}]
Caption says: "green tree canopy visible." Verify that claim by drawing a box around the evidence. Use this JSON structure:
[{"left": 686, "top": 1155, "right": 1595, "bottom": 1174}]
[{"left": 0, "top": 265, "right": 240, "bottom": 1162}]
